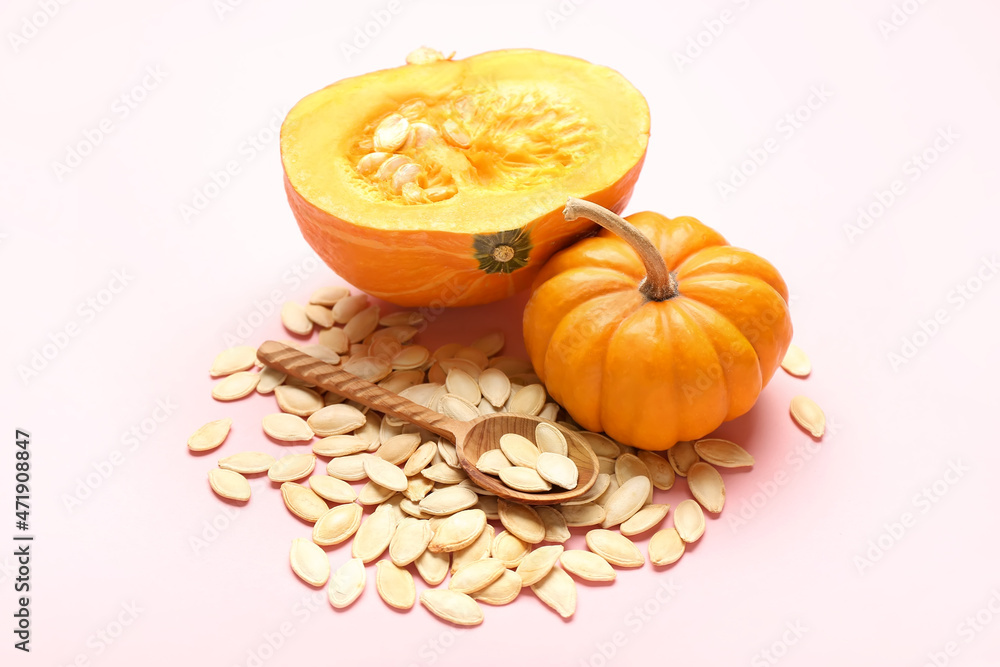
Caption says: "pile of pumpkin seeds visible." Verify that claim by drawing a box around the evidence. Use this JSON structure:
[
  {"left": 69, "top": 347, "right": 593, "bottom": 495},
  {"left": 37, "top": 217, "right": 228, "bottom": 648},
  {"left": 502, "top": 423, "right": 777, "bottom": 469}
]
[{"left": 191, "top": 286, "right": 824, "bottom": 626}]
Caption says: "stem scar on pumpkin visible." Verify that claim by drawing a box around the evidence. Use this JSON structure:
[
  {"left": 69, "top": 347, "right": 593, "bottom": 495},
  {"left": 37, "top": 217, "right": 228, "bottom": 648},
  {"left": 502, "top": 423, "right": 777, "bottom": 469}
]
[
  {"left": 563, "top": 198, "right": 679, "bottom": 301},
  {"left": 472, "top": 228, "right": 533, "bottom": 274}
]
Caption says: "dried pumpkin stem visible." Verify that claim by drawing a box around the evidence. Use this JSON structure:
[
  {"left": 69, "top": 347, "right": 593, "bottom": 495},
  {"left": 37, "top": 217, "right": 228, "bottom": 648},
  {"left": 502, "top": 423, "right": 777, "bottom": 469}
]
[{"left": 563, "top": 198, "right": 678, "bottom": 301}]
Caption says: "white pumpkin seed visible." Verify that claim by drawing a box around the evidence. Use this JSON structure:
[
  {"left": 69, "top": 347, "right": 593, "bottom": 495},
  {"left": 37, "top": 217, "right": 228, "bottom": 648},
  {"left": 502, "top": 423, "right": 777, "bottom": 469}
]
[
  {"left": 358, "top": 480, "right": 396, "bottom": 505},
  {"left": 674, "top": 499, "right": 706, "bottom": 543},
  {"left": 403, "top": 476, "right": 435, "bottom": 503},
  {"left": 414, "top": 548, "right": 451, "bottom": 586},
  {"left": 535, "top": 422, "right": 568, "bottom": 456},
  {"left": 445, "top": 368, "right": 482, "bottom": 405},
  {"left": 508, "top": 384, "right": 546, "bottom": 415},
  {"left": 780, "top": 344, "right": 811, "bottom": 377},
  {"left": 559, "top": 503, "right": 606, "bottom": 527},
  {"left": 327, "top": 558, "right": 365, "bottom": 608},
  {"left": 577, "top": 431, "right": 620, "bottom": 458},
  {"left": 274, "top": 385, "right": 324, "bottom": 417},
  {"left": 210, "top": 346, "right": 257, "bottom": 377},
  {"left": 402, "top": 441, "right": 438, "bottom": 476},
  {"left": 362, "top": 455, "right": 408, "bottom": 492},
  {"left": 531, "top": 566, "right": 576, "bottom": 618},
  {"left": 667, "top": 441, "right": 700, "bottom": 477},
  {"left": 420, "top": 589, "right": 484, "bottom": 626},
  {"left": 390, "top": 345, "right": 429, "bottom": 370},
  {"left": 601, "top": 476, "right": 652, "bottom": 528},
  {"left": 614, "top": 453, "right": 649, "bottom": 486},
  {"left": 498, "top": 467, "right": 552, "bottom": 492},
  {"left": 649, "top": 528, "right": 685, "bottom": 566},
  {"left": 308, "top": 475, "right": 357, "bottom": 503},
  {"left": 310, "top": 285, "right": 350, "bottom": 307},
  {"left": 516, "top": 545, "right": 564, "bottom": 586},
  {"left": 497, "top": 499, "right": 545, "bottom": 544},
  {"left": 268, "top": 453, "right": 317, "bottom": 483},
  {"left": 352, "top": 504, "right": 398, "bottom": 563},
  {"left": 313, "top": 503, "right": 363, "bottom": 546},
  {"left": 281, "top": 302, "right": 313, "bottom": 336},
  {"left": 535, "top": 506, "right": 571, "bottom": 543},
  {"left": 478, "top": 368, "right": 511, "bottom": 408},
  {"left": 218, "top": 451, "right": 275, "bottom": 474},
  {"left": 561, "top": 473, "right": 611, "bottom": 506},
  {"left": 304, "top": 303, "right": 335, "bottom": 329},
  {"left": 317, "top": 326, "right": 350, "bottom": 354},
  {"left": 262, "top": 413, "right": 314, "bottom": 442},
  {"left": 307, "top": 404, "right": 367, "bottom": 437},
  {"left": 342, "top": 355, "right": 392, "bottom": 383},
  {"left": 420, "top": 487, "right": 478, "bottom": 516},
  {"left": 421, "top": 462, "right": 467, "bottom": 485},
  {"left": 312, "top": 434, "right": 369, "bottom": 458},
  {"left": 256, "top": 366, "right": 286, "bottom": 394},
  {"left": 374, "top": 113, "right": 410, "bottom": 151},
  {"left": 637, "top": 451, "right": 676, "bottom": 490},
  {"left": 620, "top": 503, "right": 669, "bottom": 537},
  {"left": 472, "top": 569, "right": 522, "bottom": 606},
  {"left": 343, "top": 305, "right": 380, "bottom": 343},
  {"left": 375, "top": 560, "right": 415, "bottom": 610},
  {"left": 449, "top": 558, "right": 505, "bottom": 594},
  {"left": 536, "top": 452, "right": 578, "bottom": 489},
  {"left": 439, "top": 394, "right": 480, "bottom": 421},
  {"left": 389, "top": 518, "right": 432, "bottom": 566},
  {"left": 375, "top": 433, "right": 421, "bottom": 465},
  {"left": 559, "top": 550, "right": 616, "bottom": 582},
  {"left": 499, "top": 433, "right": 540, "bottom": 469},
  {"left": 331, "top": 293, "right": 368, "bottom": 324},
  {"left": 471, "top": 330, "right": 504, "bottom": 357},
  {"left": 694, "top": 438, "right": 755, "bottom": 467},
  {"left": 687, "top": 461, "right": 726, "bottom": 513},
  {"left": 436, "top": 440, "right": 459, "bottom": 468},
  {"left": 290, "top": 538, "right": 329, "bottom": 587},
  {"left": 326, "top": 453, "right": 371, "bottom": 481},
  {"left": 475, "top": 448, "right": 512, "bottom": 475},
  {"left": 585, "top": 529, "right": 644, "bottom": 568},
  {"left": 188, "top": 418, "right": 233, "bottom": 452},
  {"left": 208, "top": 468, "right": 250, "bottom": 501},
  {"left": 428, "top": 509, "right": 486, "bottom": 553},
  {"left": 281, "top": 483, "right": 329, "bottom": 522},
  {"left": 212, "top": 371, "right": 259, "bottom": 401},
  {"left": 491, "top": 530, "right": 530, "bottom": 568},
  {"left": 790, "top": 395, "right": 825, "bottom": 437},
  {"left": 450, "top": 524, "right": 494, "bottom": 573}
]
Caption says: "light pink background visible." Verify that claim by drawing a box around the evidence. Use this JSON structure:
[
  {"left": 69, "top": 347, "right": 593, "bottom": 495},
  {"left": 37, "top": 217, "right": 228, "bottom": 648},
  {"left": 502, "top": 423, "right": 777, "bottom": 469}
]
[{"left": 3, "top": 0, "right": 999, "bottom": 665}]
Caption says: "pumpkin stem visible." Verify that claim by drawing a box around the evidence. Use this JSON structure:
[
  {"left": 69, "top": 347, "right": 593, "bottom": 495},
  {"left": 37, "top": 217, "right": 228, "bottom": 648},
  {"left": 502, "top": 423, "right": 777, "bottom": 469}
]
[{"left": 563, "top": 197, "right": 678, "bottom": 301}]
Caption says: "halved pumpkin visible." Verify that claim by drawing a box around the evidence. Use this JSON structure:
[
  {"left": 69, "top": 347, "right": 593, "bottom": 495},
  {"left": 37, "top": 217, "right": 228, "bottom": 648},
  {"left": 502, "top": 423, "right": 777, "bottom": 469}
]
[{"left": 281, "top": 49, "right": 650, "bottom": 307}]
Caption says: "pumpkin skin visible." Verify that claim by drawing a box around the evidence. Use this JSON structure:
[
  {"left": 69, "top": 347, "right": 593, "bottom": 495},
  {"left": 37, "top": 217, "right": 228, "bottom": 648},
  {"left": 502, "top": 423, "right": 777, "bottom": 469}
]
[
  {"left": 281, "top": 49, "right": 649, "bottom": 307},
  {"left": 523, "top": 203, "right": 793, "bottom": 450}
]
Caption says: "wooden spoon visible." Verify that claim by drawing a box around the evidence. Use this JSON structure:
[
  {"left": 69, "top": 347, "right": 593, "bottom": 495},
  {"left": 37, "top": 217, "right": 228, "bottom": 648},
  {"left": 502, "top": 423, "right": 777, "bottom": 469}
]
[{"left": 257, "top": 341, "right": 598, "bottom": 505}]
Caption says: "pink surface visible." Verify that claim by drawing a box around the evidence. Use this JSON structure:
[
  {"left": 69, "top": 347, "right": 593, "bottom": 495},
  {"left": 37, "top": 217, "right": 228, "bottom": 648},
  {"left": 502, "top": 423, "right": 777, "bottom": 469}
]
[{"left": 3, "top": 0, "right": 1000, "bottom": 665}]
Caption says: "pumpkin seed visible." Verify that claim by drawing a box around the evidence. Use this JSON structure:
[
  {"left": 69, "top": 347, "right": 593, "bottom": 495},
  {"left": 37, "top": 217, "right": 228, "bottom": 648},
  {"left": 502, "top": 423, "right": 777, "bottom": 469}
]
[
  {"left": 560, "top": 503, "right": 606, "bottom": 527},
  {"left": 450, "top": 524, "right": 494, "bottom": 573},
  {"left": 539, "top": 403, "right": 560, "bottom": 421},
  {"left": 375, "top": 433, "right": 421, "bottom": 465},
  {"left": 472, "top": 569, "right": 522, "bottom": 606},
  {"left": 375, "top": 560, "right": 415, "bottom": 610},
  {"left": 403, "top": 441, "right": 438, "bottom": 476},
  {"left": 499, "top": 434, "right": 540, "bottom": 469},
  {"left": 535, "top": 506, "right": 571, "bottom": 543},
  {"left": 687, "top": 461, "right": 726, "bottom": 513},
  {"left": 354, "top": 412, "right": 381, "bottom": 448},
  {"left": 268, "top": 453, "right": 317, "bottom": 483},
  {"left": 536, "top": 452, "right": 578, "bottom": 489},
  {"left": 326, "top": 454, "right": 370, "bottom": 481},
  {"left": 420, "top": 487, "right": 478, "bottom": 516},
  {"left": 585, "top": 529, "right": 644, "bottom": 568},
  {"left": 358, "top": 480, "right": 396, "bottom": 505},
  {"left": 290, "top": 538, "right": 329, "bottom": 587},
  {"left": 390, "top": 345, "right": 429, "bottom": 370},
  {"left": 491, "top": 530, "right": 530, "bottom": 568},
  {"left": 212, "top": 371, "right": 259, "bottom": 401},
  {"left": 281, "top": 302, "right": 313, "bottom": 336},
  {"left": 274, "top": 385, "right": 324, "bottom": 417},
  {"left": 341, "top": 355, "right": 392, "bottom": 383},
  {"left": 421, "top": 462, "right": 467, "bottom": 485},
  {"left": 307, "top": 404, "right": 367, "bottom": 437},
  {"left": 445, "top": 369, "right": 481, "bottom": 405},
  {"left": 474, "top": 495, "right": 500, "bottom": 520},
  {"left": 308, "top": 475, "right": 357, "bottom": 503},
  {"left": 478, "top": 368, "right": 511, "bottom": 407},
  {"left": 327, "top": 557, "right": 365, "bottom": 609},
  {"left": 281, "top": 483, "right": 329, "bottom": 522},
  {"left": 379, "top": 369, "right": 425, "bottom": 394},
  {"left": 313, "top": 503, "right": 363, "bottom": 546},
  {"left": 188, "top": 418, "right": 233, "bottom": 452},
  {"left": 403, "top": 476, "right": 434, "bottom": 502},
  {"left": 218, "top": 451, "right": 274, "bottom": 474},
  {"left": 471, "top": 330, "right": 504, "bottom": 357},
  {"left": 561, "top": 473, "right": 611, "bottom": 506},
  {"left": 455, "top": 346, "right": 489, "bottom": 369},
  {"left": 648, "top": 528, "right": 685, "bottom": 566},
  {"left": 559, "top": 550, "right": 616, "bottom": 582},
  {"left": 388, "top": 518, "right": 432, "bottom": 566},
  {"left": 597, "top": 456, "right": 616, "bottom": 475},
  {"left": 312, "top": 434, "right": 369, "bottom": 458},
  {"left": 400, "top": 498, "right": 428, "bottom": 519},
  {"left": 300, "top": 344, "right": 340, "bottom": 365},
  {"left": 508, "top": 384, "right": 546, "bottom": 415},
  {"left": 535, "top": 422, "right": 568, "bottom": 456},
  {"left": 362, "top": 455, "right": 407, "bottom": 492},
  {"left": 318, "top": 326, "right": 350, "bottom": 354},
  {"left": 255, "top": 366, "right": 286, "bottom": 394},
  {"left": 414, "top": 548, "right": 451, "bottom": 586},
  {"left": 210, "top": 346, "right": 257, "bottom": 377},
  {"left": 497, "top": 499, "right": 545, "bottom": 544},
  {"left": 781, "top": 344, "right": 811, "bottom": 377},
  {"left": 449, "top": 558, "right": 506, "bottom": 594},
  {"left": 420, "top": 589, "right": 484, "bottom": 626},
  {"left": 428, "top": 509, "right": 487, "bottom": 553},
  {"left": 790, "top": 395, "right": 825, "bottom": 437},
  {"left": 620, "top": 503, "right": 669, "bottom": 537},
  {"left": 531, "top": 566, "right": 576, "bottom": 618},
  {"left": 374, "top": 113, "right": 410, "bottom": 151},
  {"left": 304, "top": 304, "right": 334, "bottom": 329},
  {"left": 637, "top": 451, "right": 675, "bottom": 490},
  {"left": 601, "top": 476, "right": 652, "bottom": 528},
  {"left": 208, "top": 468, "right": 250, "bottom": 501},
  {"left": 262, "top": 413, "right": 314, "bottom": 442},
  {"left": 475, "top": 449, "right": 512, "bottom": 475},
  {"left": 310, "top": 285, "right": 349, "bottom": 307},
  {"left": 436, "top": 440, "right": 459, "bottom": 468},
  {"left": 694, "top": 438, "right": 755, "bottom": 468},
  {"left": 352, "top": 504, "right": 398, "bottom": 562},
  {"left": 379, "top": 310, "right": 423, "bottom": 327},
  {"left": 614, "top": 453, "right": 649, "bottom": 486},
  {"left": 674, "top": 499, "right": 706, "bottom": 543},
  {"left": 343, "top": 305, "right": 380, "bottom": 343},
  {"left": 516, "top": 545, "right": 564, "bottom": 586},
  {"left": 439, "top": 394, "right": 480, "bottom": 421},
  {"left": 594, "top": 476, "right": 620, "bottom": 508},
  {"left": 667, "top": 441, "right": 699, "bottom": 477},
  {"left": 577, "top": 431, "right": 620, "bottom": 458},
  {"left": 498, "top": 467, "right": 552, "bottom": 492}
]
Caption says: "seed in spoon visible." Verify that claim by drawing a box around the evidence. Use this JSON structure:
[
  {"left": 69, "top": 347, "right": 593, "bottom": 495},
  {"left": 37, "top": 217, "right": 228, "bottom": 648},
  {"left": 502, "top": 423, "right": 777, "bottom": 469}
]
[{"left": 499, "top": 434, "right": 540, "bottom": 468}]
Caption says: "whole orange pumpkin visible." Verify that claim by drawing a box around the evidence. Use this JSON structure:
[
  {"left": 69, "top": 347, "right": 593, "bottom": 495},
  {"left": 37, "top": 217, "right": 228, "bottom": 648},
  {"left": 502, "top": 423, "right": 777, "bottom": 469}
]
[{"left": 522, "top": 199, "right": 793, "bottom": 450}]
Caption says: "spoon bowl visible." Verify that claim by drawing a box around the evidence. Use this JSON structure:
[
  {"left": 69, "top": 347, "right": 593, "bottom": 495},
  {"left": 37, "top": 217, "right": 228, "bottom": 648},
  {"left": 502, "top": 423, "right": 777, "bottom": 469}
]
[{"left": 256, "top": 341, "right": 598, "bottom": 505}]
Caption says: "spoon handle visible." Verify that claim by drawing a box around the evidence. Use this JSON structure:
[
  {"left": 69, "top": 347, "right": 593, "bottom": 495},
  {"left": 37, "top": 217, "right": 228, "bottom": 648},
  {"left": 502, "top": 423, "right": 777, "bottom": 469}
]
[{"left": 256, "top": 341, "right": 467, "bottom": 442}]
